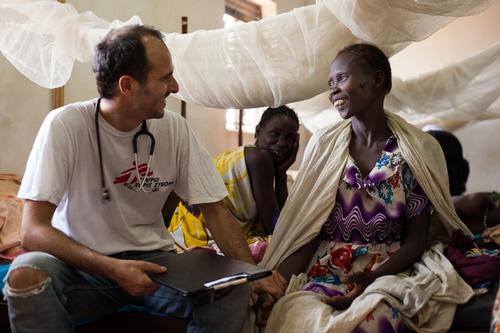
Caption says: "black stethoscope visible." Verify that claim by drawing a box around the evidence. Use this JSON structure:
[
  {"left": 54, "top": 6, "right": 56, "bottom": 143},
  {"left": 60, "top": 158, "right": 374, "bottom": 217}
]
[{"left": 95, "top": 98, "right": 156, "bottom": 201}]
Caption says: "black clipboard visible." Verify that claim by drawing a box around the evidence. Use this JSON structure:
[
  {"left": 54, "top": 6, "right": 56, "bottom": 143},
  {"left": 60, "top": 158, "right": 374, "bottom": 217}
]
[{"left": 145, "top": 249, "right": 271, "bottom": 296}]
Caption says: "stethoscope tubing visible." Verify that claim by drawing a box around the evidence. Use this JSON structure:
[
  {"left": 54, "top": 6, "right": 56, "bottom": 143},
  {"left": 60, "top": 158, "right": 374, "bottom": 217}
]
[{"left": 94, "top": 98, "right": 156, "bottom": 201}]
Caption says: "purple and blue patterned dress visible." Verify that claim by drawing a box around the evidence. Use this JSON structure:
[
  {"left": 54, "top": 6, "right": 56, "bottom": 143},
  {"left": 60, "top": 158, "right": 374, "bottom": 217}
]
[{"left": 303, "top": 135, "right": 432, "bottom": 333}]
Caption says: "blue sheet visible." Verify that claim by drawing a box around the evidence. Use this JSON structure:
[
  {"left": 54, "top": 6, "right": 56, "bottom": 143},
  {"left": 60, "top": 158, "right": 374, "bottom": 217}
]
[{"left": 0, "top": 263, "right": 10, "bottom": 291}]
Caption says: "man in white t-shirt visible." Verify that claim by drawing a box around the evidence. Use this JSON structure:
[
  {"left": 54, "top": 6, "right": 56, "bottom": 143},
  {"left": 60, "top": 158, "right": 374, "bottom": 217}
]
[{"left": 3, "top": 25, "right": 286, "bottom": 333}]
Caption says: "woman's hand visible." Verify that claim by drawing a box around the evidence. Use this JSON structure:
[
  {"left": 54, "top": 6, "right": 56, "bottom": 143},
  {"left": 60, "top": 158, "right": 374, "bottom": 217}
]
[
  {"left": 326, "top": 271, "right": 376, "bottom": 310},
  {"left": 483, "top": 224, "right": 500, "bottom": 244},
  {"left": 275, "top": 133, "right": 300, "bottom": 175}
]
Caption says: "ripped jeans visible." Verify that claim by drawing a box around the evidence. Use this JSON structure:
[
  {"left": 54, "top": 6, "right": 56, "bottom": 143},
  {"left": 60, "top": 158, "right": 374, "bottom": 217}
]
[{"left": 3, "top": 251, "right": 251, "bottom": 333}]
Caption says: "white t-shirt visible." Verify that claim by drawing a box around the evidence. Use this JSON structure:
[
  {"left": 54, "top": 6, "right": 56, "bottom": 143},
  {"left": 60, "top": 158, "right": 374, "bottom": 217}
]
[{"left": 19, "top": 100, "right": 227, "bottom": 255}]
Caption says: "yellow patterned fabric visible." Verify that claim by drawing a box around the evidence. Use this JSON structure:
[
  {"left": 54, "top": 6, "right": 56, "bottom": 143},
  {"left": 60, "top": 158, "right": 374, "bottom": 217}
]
[
  {"left": 168, "top": 203, "right": 210, "bottom": 250},
  {"left": 168, "top": 146, "right": 269, "bottom": 259},
  {"left": 214, "top": 146, "right": 257, "bottom": 231}
]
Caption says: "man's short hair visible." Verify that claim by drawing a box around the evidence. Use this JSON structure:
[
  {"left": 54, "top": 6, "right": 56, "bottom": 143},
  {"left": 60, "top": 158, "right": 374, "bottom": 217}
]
[{"left": 93, "top": 25, "right": 164, "bottom": 98}]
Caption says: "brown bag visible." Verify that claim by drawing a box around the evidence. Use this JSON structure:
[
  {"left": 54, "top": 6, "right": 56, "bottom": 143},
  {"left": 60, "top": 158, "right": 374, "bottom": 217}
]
[{"left": 0, "top": 174, "right": 23, "bottom": 255}]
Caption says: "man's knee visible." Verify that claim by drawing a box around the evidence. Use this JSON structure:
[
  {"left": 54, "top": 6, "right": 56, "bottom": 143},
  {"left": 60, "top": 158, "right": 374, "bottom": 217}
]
[{"left": 7, "top": 267, "right": 49, "bottom": 291}]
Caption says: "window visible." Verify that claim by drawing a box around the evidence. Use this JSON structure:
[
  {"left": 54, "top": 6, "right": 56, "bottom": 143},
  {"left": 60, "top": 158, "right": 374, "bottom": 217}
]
[
  {"left": 225, "top": 0, "right": 262, "bottom": 22},
  {"left": 225, "top": 107, "right": 266, "bottom": 134},
  {"left": 224, "top": 0, "right": 267, "bottom": 135}
]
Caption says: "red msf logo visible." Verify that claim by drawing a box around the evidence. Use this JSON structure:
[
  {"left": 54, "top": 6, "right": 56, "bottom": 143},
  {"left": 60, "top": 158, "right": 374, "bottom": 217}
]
[{"left": 114, "top": 162, "right": 153, "bottom": 185}]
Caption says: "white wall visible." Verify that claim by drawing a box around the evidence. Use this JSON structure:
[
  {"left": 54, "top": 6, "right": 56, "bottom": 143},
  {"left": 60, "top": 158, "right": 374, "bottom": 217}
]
[
  {"left": 273, "top": 0, "right": 314, "bottom": 14},
  {"left": 390, "top": 0, "right": 500, "bottom": 79},
  {"left": 0, "top": 53, "right": 51, "bottom": 174},
  {"left": 390, "top": 0, "right": 500, "bottom": 192},
  {"left": 455, "top": 119, "right": 500, "bottom": 193}
]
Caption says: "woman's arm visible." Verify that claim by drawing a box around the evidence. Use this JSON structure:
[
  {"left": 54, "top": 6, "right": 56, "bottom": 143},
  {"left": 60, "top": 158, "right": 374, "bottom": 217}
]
[
  {"left": 274, "top": 138, "right": 299, "bottom": 208},
  {"left": 245, "top": 147, "right": 281, "bottom": 234},
  {"left": 274, "top": 171, "right": 289, "bottom": 209},
  {"left": 372, "top": 212, "right": 431, "bottom": 277},
  {"left": 276, "top": 236, "right": 321, "bottom": 281},
  {"left": 452, "top": 192, "right": 496, "bottom": 234},
  {"left": 328, "top": 212, "right": 431, "bottom": 309}
]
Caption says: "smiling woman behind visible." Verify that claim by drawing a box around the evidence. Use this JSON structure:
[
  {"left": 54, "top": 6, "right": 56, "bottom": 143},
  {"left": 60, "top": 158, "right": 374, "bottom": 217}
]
[{"left": 168, "top": 106, "right": 299, "bottom": 262}]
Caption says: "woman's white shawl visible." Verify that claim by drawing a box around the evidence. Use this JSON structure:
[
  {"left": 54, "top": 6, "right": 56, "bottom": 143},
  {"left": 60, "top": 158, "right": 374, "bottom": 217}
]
[{"left": 253, "top": 112, "right": 475, "bottom": 333}]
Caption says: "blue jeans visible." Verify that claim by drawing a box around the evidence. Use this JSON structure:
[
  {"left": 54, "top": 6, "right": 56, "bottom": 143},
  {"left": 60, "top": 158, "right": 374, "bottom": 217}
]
[{"left": 3, "top": 251, "right": 250, "bottom": 333}]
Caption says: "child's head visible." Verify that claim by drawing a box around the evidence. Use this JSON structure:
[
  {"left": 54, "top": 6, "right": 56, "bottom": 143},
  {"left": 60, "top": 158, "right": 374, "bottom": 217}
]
[
  {"left": 329, "top": 43, "right": 391, "bottom": 119},
  {"left": 427, "top": 130, "right": 469, "bottom": 196},
  {"left": 255, "top": 106, "right": 299, "bottom": 164}
]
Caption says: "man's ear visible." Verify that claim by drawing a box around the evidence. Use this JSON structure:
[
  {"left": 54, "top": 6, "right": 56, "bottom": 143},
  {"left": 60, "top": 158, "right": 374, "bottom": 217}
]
[
  {"left": 117, "top": 75, "right": 138, "bottom": 97},
  {"left": 372, "top": 70, "right": 385, "bottom": 91}
]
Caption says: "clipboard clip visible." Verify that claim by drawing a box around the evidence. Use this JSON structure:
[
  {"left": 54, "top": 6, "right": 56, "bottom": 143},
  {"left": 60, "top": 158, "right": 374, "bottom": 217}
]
[{"left": 204, "top": 273, "right": 249, "bottom": 290}]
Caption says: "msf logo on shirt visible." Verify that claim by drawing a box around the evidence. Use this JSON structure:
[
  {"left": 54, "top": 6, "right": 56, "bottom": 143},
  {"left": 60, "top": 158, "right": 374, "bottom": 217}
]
[{"left": 113, "top": 161, "right": 173, "bottom": 192}]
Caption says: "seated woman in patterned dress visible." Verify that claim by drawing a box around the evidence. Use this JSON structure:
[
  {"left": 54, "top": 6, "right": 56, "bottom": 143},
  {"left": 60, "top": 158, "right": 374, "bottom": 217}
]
[
  {"left": 255, "top": 44, "right": 473, "bottom": 332},
  {"left": 168, "top": 106, "right": 299, "bottom": 261}
]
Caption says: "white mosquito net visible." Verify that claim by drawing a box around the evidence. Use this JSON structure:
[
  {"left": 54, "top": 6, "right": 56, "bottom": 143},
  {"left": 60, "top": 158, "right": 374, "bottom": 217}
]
[{"left": 0, "top": 0, "right": 497, "bottom": 130}]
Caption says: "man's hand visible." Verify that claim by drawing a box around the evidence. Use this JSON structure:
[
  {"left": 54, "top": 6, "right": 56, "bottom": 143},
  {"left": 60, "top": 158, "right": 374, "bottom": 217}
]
[
  {"left": 251, "top": 271, "right": 287, "bottom": 327},
  {"left": 106, "top": 259, "right": 167, "bottom": 296},
  {"left": 251, "top": 270, "right": 287, "bottom": 301},
  {"left": 255, "top": 293, "right": 275, "bottom": 327},
  {"left": 326, "top": 271, "right": 376, "bottom": 310}
]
